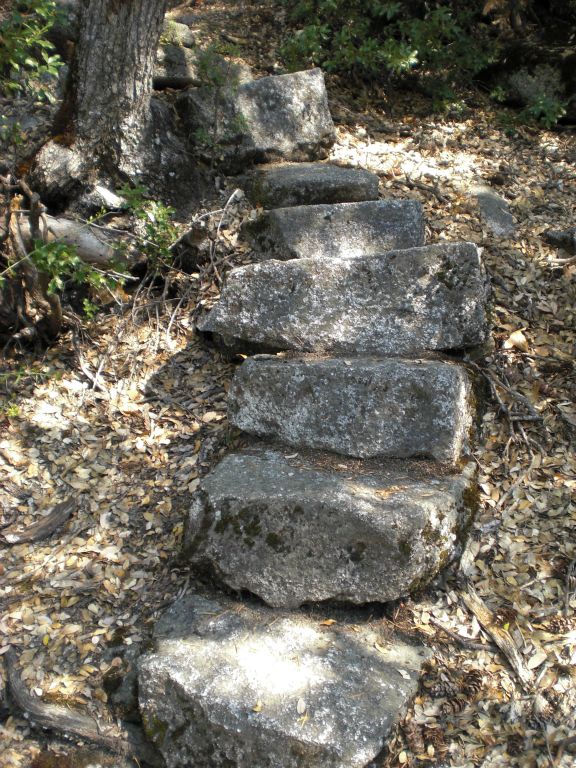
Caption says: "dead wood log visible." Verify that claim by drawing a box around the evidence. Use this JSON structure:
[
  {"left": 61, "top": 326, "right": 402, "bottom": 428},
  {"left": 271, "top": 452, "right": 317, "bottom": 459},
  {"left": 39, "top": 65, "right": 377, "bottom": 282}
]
[
  {"left": 13, "top": 214, "right": 118, "bottom": 266},
  {"left": 460, "top": 581, "right": 534, "bottom": 692},
  {"left": 1, "top": 498, "right": 74, "bottom": 545},
  {"left": 5, "top": 649, "right": 163, "bottom": 767}
]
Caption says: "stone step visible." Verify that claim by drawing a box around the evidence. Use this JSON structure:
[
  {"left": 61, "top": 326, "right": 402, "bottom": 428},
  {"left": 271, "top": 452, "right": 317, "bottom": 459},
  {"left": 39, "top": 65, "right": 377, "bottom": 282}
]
[
  {"left": 177, "top": 68, "right": 335, "bottom": 172},
  {"left": 243, "top": 199, "right": 425, "bottom": 260},
  {"left": 139, "top": 592, "right": 431, "bottom": 768},
  {"left": 229, "top": 356, "right": 474, "bottom": 465},
  {"left": 154, "top": 42, "right": 253, "bottom": 90},
  {"left": 183, "top": 449, "right": 476, "bottom": 608},
  {"left": 240, "top": 162, "right": 380, "bottom": 208},
  {"left": 198, "top": 242, "right": 489, "bottom": 356}
]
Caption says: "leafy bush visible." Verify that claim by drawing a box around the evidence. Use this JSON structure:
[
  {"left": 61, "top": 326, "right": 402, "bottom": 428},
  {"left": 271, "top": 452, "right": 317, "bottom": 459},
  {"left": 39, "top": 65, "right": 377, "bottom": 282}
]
[
  {"left": 0, "top": 0, "right": 63, "bottom": 101},
  {"left": 281, "top": 0, "right": 499, "bottom": 91},
  {"left": 117, "top": 183, "right": 178, "bottom": 273}
]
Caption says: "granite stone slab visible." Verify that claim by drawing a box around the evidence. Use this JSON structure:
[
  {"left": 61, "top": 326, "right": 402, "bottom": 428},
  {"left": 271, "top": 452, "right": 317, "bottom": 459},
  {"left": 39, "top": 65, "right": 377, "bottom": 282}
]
[
  {"left": 243, "top": 199, "right": 425, "bottom": 260},
  {"left": 198, "top": 242, "right": 489, "bottom": 356},
  {"left": 183, "top": 450, "right": 477, "bottom": 607},
  {"left": 177, "top": 69, "right": 335, "bottom": 171},
  {"left": 229, "top": 356, "right": 474, "bottom": 464},
  {"left": 240, "top": 163, "right": 379, "bottom": 208},
  {"left": 139, "top": 592, "right": 430, "bottom": 768}
]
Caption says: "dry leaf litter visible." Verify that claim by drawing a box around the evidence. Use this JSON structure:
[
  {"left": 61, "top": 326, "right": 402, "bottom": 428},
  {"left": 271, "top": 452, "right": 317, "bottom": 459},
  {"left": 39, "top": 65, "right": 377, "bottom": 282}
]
[{"left": 1, "top": 1, "right": 575, "bottom": 766}]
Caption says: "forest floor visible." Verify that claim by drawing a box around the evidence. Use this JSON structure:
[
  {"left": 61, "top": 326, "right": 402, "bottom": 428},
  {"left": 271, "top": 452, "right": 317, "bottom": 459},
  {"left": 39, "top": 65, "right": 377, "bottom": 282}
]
[{"left": 1, "top": 1, "right": 575, "bottom": 767}]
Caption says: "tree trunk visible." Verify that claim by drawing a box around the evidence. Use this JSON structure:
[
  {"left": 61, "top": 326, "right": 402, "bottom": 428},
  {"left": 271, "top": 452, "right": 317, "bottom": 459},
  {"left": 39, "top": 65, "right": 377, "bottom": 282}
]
[
  {"left": 70, "top": 0, "right": 169, "bottom": 175},
  {"left": 31, "top": 0, "right": 173, "bottom": 205}
]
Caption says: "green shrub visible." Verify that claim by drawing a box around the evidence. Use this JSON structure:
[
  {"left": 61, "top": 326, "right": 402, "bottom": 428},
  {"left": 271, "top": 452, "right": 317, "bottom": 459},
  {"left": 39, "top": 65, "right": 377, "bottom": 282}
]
[
  {"left": 0, "top": 0, "right": 63, "bottom": 101},
  {"left": 280, "top": 0, "right": 499, "bottom": 91},
  {"left": 117, "top": 183, "right": 178, "bottom": 273}
]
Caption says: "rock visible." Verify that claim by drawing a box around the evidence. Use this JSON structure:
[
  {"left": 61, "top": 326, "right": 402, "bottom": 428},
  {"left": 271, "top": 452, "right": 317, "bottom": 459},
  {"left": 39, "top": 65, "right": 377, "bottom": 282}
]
[
  {"left": 183, "top": 450, "right": 477, "bottom": 608},
  {"left": 229, "top": 356, "right": 474, "bottom": 464},
  {"left": 473, "top": 185, "right": 516, "bottom": 237},
  {"left": 139, "top": 592, "right": 430, "bottom": 768},
  {"left": 161, "top": 19, "right": 196, "bottom": 48},
  {"left": 243, "top": 199, "right": 425, "bottom": 260},
  {"left": 240, "top": 163, "right": 379, "bottom": 208},
  {"left": 198, "top": 242, "right": 489, "bottom": 356},
  {"left": 154, "top": 44, "right": 252, "bottom": 90},
  {"left": 177, "top": 69, "right": 336, "bottom": 171},
  {"left": 543, "top": 227, "right": 576, "bottom": 255}
]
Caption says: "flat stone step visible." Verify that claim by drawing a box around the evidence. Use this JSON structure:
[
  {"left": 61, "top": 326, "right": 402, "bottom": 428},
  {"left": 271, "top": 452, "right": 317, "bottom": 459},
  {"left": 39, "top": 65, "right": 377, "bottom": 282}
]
[
  {"left": 183, "top": 449, "right": 476, "bottom": 608},
  {"left": 229, "top": 356, "right": 474, "bottom": 464},
  {"left": 198, "top": 242, "right": 489, "bottom": 356},
  {"left": 154, "top": 43, "right": 253, "bottom": 90},
  {"left": 139, "top": 592, "right": 430, "bottom": 768},
  {"left": 240, "top": 163, "right": 380, "bottom": 208},
  {"left": 243, "top": 199, "right": 425, "bottom": 260},
  {"left": 177, "top": 68, "right": 335, "bottom": 172}
]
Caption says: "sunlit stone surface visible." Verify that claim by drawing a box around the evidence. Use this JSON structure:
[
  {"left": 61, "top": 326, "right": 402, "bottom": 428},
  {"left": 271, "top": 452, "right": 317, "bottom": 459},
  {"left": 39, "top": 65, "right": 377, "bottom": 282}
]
[
  {"left": 139, "top": 593, "right": 430, "bottom": 768},
  {"left": 183, "top": 450, "right": 477, "bottom": 607},
  {"left": 229, "top": 356, "right": 474, "bottom": 464},
  {"left": 198, "top": 242, "right": 489, "bottom": 356},
  {"left": 243, "top": 199, "right": 425, "bottom": 260}
]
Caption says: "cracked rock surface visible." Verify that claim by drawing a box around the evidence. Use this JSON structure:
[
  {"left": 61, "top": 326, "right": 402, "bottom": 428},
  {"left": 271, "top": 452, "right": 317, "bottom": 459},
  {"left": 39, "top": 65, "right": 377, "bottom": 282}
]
[
  {"left": 228, "top": 356, "right": 474, "bottom": 464},
  {"left": 139, "top": 592, "right": 431, "bottom": 768},
  {"left": 183, "top": 450, "right": 477, "bottom": 607}
]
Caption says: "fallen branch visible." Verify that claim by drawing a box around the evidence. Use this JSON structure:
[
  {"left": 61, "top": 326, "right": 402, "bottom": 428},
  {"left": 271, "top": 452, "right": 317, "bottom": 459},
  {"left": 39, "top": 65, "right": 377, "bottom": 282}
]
[
  {"left": 1, "top": 498, "right": 74, "bottom": 545},
  {"left": 5, "top": 649, "right": 162, "bottom": 766},
  {"left": 14, "top": 213, "right": 118, "bottom": 266},
  {"left": 429, "top": 617, "right": 497, "bottom": 652},
  {"left": 460, "top": 581, "right": 534, "bottom": 692},
  {"left": 400, "top": 174, "right": 449, "bottom": 204},
  {"left": 565, "top": 557, "right": 576, "bottom": 618}
]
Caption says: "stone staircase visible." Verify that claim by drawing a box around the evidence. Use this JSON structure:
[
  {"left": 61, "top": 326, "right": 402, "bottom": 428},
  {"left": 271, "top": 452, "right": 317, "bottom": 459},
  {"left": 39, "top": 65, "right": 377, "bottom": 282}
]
[{"left": 138, "top": 69, "right": 490, "bottom": 768}]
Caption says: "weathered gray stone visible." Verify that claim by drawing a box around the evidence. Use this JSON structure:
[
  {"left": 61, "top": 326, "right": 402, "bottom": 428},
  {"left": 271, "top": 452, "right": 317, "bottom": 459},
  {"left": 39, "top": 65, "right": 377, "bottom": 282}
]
[
  {"left": 244, "top": 199, "right": 425, "bottom": 260},
  {"left": 139, "top": 592, "right": 430, "bottom": 768},
  {"left": 240, "top": 163, "right": 379, "bottom": 208},
  {"left": 183, "top": 450, "right": 476, "bottom": 608},
  {"left": 177, "top": 69, "right": 336, "bottom": 171},
  {"left": 154, "top": 44, "right": 253, "bottom": 90},
  {"left": 229, "top": 357, "right": 474, "bottom": 464},
  {"left": 473, "top": 185, "right": 516, "bottom": 237},
  {"left": 199, "top": 242, "right": 489, "bottom": 356},
  {"left": 161, "top": 19, "right": 196, "bottom": 48}
]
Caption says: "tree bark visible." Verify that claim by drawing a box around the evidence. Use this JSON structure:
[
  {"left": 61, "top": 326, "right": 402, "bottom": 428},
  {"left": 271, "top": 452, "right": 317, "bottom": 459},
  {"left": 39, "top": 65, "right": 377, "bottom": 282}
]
[
  {"left": 69, "top": 0, "right": 169, "bottom": 174},
  {"left": 31, "top": 0, "right": 172, "bottom": 204}
]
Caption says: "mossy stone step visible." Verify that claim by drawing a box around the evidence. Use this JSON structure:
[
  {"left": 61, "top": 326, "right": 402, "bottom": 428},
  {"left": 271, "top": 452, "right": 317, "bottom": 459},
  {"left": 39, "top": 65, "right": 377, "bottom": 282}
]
[{"left": 183, "top": 449, "right": 476, "bottom": 608}]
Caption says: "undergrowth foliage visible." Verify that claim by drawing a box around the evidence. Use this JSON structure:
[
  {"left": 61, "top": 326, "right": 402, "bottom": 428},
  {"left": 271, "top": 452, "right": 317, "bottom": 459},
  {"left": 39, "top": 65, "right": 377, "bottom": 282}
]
[
  {"left": 0, "top": 0, "right": 63, "bottom": 147},
  {"left": 280, "top": 0, "right": 575, "bottom": 123},
  {"left": 280, "top": 0, "right": 499, "bottom": 96}
]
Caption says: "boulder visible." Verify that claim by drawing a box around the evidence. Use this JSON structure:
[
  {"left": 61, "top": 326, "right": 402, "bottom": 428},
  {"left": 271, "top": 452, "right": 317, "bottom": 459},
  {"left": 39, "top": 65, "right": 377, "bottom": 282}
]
[
  {"left": 154, "top": 44, "right": 252, "bottom": 90},
  {"left": 160, "top": 19, "right": 196, "bottom": 48},
  {"left": 240, "top": 163, "right": 379, "bottom": 208},
  {"left": 177, "top": 69, "right": 336, "bottom": 171},
  {"left": 243, "top": 199, "right": 425, "bottom": 260},
  {"left": 229, "top": 356, "right": 474, "bottom": 464},
  {"left": 139, "top": 592, "right": 430, "bottom": 768},
  {"left": 473, "top": 185, "right": 516, "bottom": 237},
  {"left": 183, "top": 450, "right": 477, "bottom": 608},
  {"left": 198, "top": 242, "right": 489, "bottom": 356}
]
